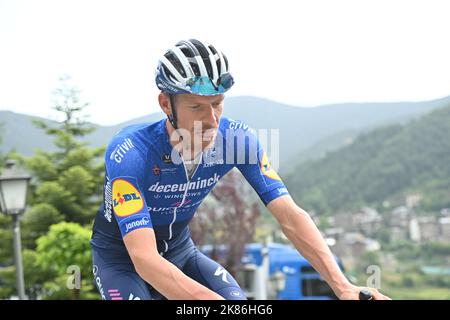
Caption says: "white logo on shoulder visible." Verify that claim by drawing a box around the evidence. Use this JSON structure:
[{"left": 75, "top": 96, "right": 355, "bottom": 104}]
[
  {"left": 110, "top": 138, "right": 135, "bottom": 164},
  {"left": 229, "top": 121, "right": 249, "bottom": 130}
]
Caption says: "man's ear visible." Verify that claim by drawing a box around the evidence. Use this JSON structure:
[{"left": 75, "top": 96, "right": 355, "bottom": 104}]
[{"left": 158, "top": 92, "right": 172, "bottom": 115}]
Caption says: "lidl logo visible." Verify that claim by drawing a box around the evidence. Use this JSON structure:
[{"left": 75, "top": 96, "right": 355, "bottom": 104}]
[
  {"left": 112, "top": 179, "right": 144, "bottom": 217},
  {"left": 260, "top": 152, "right": 281, "bottom": 181}
]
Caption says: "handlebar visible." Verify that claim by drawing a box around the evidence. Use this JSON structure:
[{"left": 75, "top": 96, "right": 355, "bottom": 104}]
[{"left": 359, "top": 289, "right": 373, "bottom": 300}]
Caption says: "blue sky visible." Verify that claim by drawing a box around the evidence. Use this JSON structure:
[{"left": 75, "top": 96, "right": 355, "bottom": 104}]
[{"left": 1, "top": 0, "right": 449, "bottom": 125}]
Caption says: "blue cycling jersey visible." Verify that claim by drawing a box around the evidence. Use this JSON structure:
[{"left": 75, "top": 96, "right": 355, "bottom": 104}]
[{"left": 91, "top": 116, "right": 289, "bottom": 255}]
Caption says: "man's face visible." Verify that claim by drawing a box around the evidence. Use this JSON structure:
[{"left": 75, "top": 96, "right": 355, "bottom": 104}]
[{"left": 164, "top": 93, "right": 224, "bottom": 152}]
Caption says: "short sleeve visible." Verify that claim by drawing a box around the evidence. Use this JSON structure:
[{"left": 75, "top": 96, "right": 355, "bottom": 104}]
[
  {"left": 230, "top": 120, "right": 289, "bottom": 206},
  {"left": 105, "top": 135, "right": 152, "bottom": 237}
]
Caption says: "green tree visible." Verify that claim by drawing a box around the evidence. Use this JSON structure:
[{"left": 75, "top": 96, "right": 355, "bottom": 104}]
[
  {"left": 14, "top": 76, "right": 104, "bottom": 247},
  {"left": 35, "top": 222, "right": 96, "bottom": 299},
  {"left": 26, "top": 76, "right": 104, "bottom": 219},
  {"left": 0, "top": 215, "right": 13, "bottom": 264},
  {"left": 0, "top": 122, "right": 5, "bottom": 168},
  {"left": 21, "top": 203, "right": 64, "bottom": 248},
  {"left": 0, "top": 124, "right": 16, "bottom": 299},
  {"left": 0, "top": 249, "right": 56, "bottom": 299},
  {"left": 0, "top": 77, "right": 104, "bottom": 299}
]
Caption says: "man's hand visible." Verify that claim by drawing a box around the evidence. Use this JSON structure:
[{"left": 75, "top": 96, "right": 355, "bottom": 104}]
[{"left": 338, "top": 284, "right": 392, "bottom": 300}]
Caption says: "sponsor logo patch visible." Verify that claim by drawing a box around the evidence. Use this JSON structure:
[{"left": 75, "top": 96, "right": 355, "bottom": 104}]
[
  {"left": 148, "top": 173, "right": 220, "bottom": 193},
  {"left": 104, "top": 176, "right": 113, "bottom": 222},
  {"left": 162, "top": 154, "right": 172, "bottom": 164},
  {"left": 125, "top": 216, "right": 150, "bottom": 233},
  {"left": 260, "top": 152, "right": 281, "bottom": 181},
  {"left": 112, "top": 179, "right": 144, "bottom": 217}
]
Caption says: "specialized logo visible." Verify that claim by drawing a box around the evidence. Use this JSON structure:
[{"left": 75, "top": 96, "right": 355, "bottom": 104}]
[
  {"left": 110, "top": 138, "right": 135, "bottom": 164},
  {"left": 112, "top": 179, "right": 144, "bottom": 217},
  {"left": 203, "top": 145, "right": 224, "bottom": 167},
  {"left": 214, "top": 266, "right": 230, "bottom": 284},
  {"left": 260, "top": 152, "right": 281, "bottom": 181},
  {"left": 128, "top": 293, "right": 141, "bottom": 300},
  {"left": 204, "top": 158, "right": 224, "bottom": 168}
]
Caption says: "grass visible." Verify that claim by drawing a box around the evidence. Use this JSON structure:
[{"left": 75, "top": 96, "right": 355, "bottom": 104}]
[
  {"left": 382, "top": 285, "right": 450, "bottom": 300},
  {"left": 352, "top": 270, "right": 450, "bottom": 300}
]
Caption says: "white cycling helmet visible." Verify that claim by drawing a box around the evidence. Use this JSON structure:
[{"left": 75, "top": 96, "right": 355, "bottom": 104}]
[{"left": 155, "top": 39, "right": 234, "bottom": 96}]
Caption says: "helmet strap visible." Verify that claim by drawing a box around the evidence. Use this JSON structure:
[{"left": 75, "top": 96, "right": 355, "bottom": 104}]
[{"left": 168, "top": 94, "right": 178, "bottom": 130}]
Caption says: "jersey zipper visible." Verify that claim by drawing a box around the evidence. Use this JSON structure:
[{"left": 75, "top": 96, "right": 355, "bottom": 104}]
[{"left": 166, "top": 152, "right": 203, "bottom": 249}]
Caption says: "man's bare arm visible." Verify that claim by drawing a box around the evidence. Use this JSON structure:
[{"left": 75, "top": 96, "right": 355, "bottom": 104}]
[
  {"left": 123, "top": 228, "right": 224, "bottom": 300},
  {"left": 267, "top": 195, "right": 391, "bottom": 300}
]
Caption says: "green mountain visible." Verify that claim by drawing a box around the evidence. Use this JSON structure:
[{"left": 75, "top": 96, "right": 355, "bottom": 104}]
[
  {"left": 288, "top": 128, "right": 362, "bottom": 166},
  {"left": 0, "top": 110, "right": 164, "bottom": 156},
  {"left": 284, "top": 103, "right": 450, "bottom": 214},
  {"left": 1, "top": 95, "right": 449, "bottom": 166},
  {"left": 223, "top": 96, "right": 450, "bottom": 169}
]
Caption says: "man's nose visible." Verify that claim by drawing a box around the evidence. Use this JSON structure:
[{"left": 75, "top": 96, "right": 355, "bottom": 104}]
[{"left": 203, "top": 104, "right": 218, "bottom": 124}]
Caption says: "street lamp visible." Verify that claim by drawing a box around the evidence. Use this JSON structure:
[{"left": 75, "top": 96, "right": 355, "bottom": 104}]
[
  {"left": 270, "top": 270, "right": 286, "bottom": 292},
  {"left": 0, "top": 159, "right": 31, "bottom": 300}
]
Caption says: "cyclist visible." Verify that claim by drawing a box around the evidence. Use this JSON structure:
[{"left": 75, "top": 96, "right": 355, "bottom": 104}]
[{"left": 90, "top": 39, "right": 391, "bottom": 300}]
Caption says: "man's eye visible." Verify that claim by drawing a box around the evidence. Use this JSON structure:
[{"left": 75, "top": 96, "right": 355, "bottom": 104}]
[{"left": 190, "top": 105, "right": 200, "bottom": 110}]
